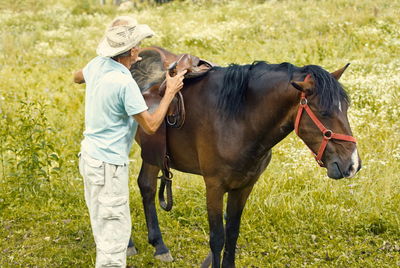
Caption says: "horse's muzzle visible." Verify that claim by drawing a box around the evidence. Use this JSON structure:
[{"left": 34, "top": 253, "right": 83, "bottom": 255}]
[{"left": 326, "top": 158, "right": 362, "bottom": 179}]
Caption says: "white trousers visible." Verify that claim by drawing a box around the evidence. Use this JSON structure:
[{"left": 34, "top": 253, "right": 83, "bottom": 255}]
[{"left": 79, "top": 152, "right": 131, "bottom": 268}]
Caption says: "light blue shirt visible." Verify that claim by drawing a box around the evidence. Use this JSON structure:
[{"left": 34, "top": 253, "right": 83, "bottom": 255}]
[{"left": 81, "top": 56, "right": 148, "bottom": 165}]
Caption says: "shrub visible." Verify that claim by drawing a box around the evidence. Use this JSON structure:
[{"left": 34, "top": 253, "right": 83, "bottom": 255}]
[{"left": 2, "top": 98, "right": 61, "bottom": 197}]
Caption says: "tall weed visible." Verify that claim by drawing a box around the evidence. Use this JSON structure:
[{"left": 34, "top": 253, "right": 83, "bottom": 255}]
[{"left": 1, "top": 98, "right": 60, "bottom": 198}]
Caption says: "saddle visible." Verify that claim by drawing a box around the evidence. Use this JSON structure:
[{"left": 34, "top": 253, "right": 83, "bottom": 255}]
[{"left": 130, "top": 46, "right": 215, "bottom": 211}]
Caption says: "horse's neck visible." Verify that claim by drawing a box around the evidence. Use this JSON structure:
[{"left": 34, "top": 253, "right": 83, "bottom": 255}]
[
  {"left": 208, "top": 83, "right": 298, "bottom": 174},
  {"left": 248, "top": 79, "right": 299, "bottom": 150}
]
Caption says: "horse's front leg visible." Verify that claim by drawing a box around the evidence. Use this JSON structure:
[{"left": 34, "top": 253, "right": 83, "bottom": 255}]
[
  {"left": 137, "top": 162, "right": 173, "bottom": 262},
  {"left": 222, "top": 184, "right": 255, "bottom": 268},
  {"left": 222, "top": 152, "right": 271, "bottom": 267},
  {"left": 202, "top": 179, "right": 225, "bottom": 268}
]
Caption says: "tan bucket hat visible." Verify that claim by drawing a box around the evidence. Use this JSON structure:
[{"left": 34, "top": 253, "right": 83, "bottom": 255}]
[{"left": 96, "top": 16, "right": 154, "bottom": 57}]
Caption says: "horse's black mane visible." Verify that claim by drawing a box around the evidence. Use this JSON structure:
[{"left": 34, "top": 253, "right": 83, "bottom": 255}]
[{"left": 214, "top": 62, "right": 349, "bottom": 118}]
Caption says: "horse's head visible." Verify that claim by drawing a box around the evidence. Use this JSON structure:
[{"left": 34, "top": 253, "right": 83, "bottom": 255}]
[{"left": 290, "top": 64, "right": 361, "bottom": 179}]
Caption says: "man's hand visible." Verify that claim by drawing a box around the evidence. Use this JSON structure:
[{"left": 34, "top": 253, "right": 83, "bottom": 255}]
[
  {"left": 133, "top": 70, "right": 187, "bottom": 135},
  {"left": 165, "top": 70, "right": 187, "bottom": 96},
  {"left": 73, "top": 70, "right": 85, "bottom": 84}
]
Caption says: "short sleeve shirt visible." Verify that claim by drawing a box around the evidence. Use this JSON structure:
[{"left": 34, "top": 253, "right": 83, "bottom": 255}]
[{"left": 81, "top": 56, "right": 148, "bottom": 165}]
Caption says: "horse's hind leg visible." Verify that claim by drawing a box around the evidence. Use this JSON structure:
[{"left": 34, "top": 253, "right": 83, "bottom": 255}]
[
  {"left": 222, "top": 184, "right": 255, "bottom": 268},
  {"left": 137, "top": 161, "right": 173, "bottom": 262},
  {"left": 127, "top": 238, "right": 137, "bottom": 256},
  {"left": 202, "top": 179, "right": 225, "bottom": 268}
]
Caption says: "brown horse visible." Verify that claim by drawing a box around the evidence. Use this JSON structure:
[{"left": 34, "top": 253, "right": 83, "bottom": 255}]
[{"left": 131, "top": 52, "right": 361, "bottom": 267}]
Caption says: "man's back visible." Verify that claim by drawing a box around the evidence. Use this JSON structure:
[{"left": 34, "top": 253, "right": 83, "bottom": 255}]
[{"left": 82, "top": 56, "right": 147, "bottom": 165}]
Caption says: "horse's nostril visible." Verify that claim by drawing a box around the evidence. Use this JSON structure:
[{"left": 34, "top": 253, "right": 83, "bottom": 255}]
[{"left": 344, "top": 162, "right": 359, "bottom": 178}]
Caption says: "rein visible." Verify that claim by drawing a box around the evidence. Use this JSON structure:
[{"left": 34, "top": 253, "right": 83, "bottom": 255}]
[{"left": 294, "top": 92, "right": 357, "bottom": 167}]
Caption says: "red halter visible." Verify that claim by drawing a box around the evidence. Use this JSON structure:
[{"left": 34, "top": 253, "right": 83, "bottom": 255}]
[{"left": 294, "top": 92, "right": 357, "bottom": 167}]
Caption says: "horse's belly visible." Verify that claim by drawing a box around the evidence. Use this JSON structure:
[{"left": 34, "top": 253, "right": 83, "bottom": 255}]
[{"left": 167, "top": 130, "right": 202, "bottom": 175}]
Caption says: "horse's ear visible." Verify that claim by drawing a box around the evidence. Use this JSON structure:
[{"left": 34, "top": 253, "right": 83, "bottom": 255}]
[
  {"left": 291, "top": 74, "right": 314, "bottom": 94},
  {"left": 331, "top": 63, "right": 350, "bottom": 80}
]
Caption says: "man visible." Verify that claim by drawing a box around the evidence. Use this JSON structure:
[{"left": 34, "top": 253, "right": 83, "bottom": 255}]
[{"left": 73, "top": 16, "right": 186, "bottom": 267}]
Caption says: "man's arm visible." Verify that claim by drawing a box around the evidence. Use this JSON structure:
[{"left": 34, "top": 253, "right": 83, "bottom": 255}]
[
  {"left": 133, "top": 70, "right": 186, "bottom": 135},
  {"left": 73, "top": 70, "right": 85, "bottom": 84}
]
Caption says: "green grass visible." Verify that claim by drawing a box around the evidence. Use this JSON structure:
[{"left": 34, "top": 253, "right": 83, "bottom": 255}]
[{"left": 1, "top": 0, "right": 400, "bottom": 267}]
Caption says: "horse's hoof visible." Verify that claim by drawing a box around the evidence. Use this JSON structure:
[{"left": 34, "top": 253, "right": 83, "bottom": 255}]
[
  {"left": 127, "top": 246, "right": 138, "bottom": 256},
  {"left": 155, "top": 251, "right": 174, "bottom": 262},
  {"left": 200, "top": 252, "right": 212, "bottom": 268}
]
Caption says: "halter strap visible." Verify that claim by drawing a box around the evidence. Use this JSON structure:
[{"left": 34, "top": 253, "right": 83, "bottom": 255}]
[{"left": 295, "top": 92, "right": 357, "bottom": 167}]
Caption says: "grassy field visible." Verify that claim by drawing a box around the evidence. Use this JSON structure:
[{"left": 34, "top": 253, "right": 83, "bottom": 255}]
[{"left": 0, "top": 0, "right": 399, "bottom": 267}]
